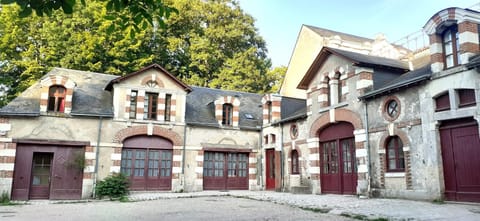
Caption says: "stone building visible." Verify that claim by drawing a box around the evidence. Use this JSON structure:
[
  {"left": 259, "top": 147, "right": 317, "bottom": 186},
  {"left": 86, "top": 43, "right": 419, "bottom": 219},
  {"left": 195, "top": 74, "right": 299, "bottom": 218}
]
[{"left": 0, "top": 7, "right": 479, "bottom": 203}]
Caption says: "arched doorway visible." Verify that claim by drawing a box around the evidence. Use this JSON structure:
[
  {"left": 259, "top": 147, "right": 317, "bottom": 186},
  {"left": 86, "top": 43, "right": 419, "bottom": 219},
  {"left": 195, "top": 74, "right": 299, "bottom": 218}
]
[
  {"left": 121, "top": 135, "right": 173, "bottom": 191},
  {"left": 319, "top": 121, "right": 357, "bottom": 194}
]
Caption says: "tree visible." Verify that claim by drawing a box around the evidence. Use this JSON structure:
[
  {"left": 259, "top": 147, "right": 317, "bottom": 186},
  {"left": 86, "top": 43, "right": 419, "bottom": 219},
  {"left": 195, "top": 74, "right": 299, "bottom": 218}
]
[
  {"left": 0, "top": 0, "right": 177, "bottom": 37},
  {"left": 0, "top": 0, "right": 279, "bottom": 107}
]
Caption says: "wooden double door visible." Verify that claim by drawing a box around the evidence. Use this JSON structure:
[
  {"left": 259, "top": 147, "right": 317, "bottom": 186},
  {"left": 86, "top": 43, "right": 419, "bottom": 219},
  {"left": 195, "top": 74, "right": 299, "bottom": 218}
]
[
  {"left": 319, "top": 122, "right": 357, "bottom": 194},
  {"left": 203, "top": 151, "right": 249, "bottom": 190},
  {"left": 121, "top": 136, "right": 173, "bottom": 191},
  {"left": 12, "top": 143, "right": 84, "bottom": 200},
  {"left": 440, "top": 118, "right": 480, "bottom": 202}
]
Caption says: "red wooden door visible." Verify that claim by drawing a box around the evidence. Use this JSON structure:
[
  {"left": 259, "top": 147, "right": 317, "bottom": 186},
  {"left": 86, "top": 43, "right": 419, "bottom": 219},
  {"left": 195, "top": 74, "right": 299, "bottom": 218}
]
[
  {"left": 29, "top": 153, "right": 53, "bottom": 199},
  {"left": 121, "top": 136, "right": 173, "bottom": 191},
  {"left": 265, "top": 149, "right": 275, "bottom": 190},
  {"left": 440, "top": 119, "right": 480, "bottom": 202},
  {"left": 203, "top": 152, "right": 249, "bottom": 190},
  {"left": 50, "top": 148, "right": 84, "bottom": 200},
  {"left": 319, "top": 122, "right": 357, "bottom": 194}
]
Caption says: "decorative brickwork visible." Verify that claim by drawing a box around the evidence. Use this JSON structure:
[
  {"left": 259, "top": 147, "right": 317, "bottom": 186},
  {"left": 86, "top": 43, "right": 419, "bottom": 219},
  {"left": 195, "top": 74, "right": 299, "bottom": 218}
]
[
  {"left": 378, "top": 130, "right": 412, "bottom": 189},
  {"left": 261, "top": 94, "right": 281, "bottom": 124},
  {"left": 215, "top": 96, "right": 241, "bottom": 127},
  {"left": 113, "top": 125, "right": 182, "bottom": 146},
  {"left": 140, "top": 75, "right": 165, "bottom": 88},
  {"left": 39, "top": 75, "right": 76, "bottom": 113}
]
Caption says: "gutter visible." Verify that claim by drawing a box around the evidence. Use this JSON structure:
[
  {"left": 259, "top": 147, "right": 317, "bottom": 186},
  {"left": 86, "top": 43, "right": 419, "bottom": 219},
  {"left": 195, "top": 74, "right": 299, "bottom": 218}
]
[
  {"left": 0, "top": 112, "right": 40, "bottom": 117},
  {"left": 359, "top": 74, "right": 430, "bottom": 100}
]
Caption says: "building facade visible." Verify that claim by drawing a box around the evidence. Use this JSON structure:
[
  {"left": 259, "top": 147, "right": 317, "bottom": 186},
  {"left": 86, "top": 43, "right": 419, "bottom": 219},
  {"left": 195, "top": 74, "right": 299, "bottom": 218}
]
[{"left": 1, "top": 7, "right": 479, "bottom": 203}]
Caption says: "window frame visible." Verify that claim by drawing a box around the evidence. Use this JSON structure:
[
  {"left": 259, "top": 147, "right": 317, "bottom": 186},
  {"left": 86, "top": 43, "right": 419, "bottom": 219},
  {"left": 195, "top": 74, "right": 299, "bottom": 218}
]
[
  {"left": 222, "top": 103, "right": 233, "bottom": 126},
  {"left": 442, "top": 25, "right": 461, "bottom": 69},
  {"left": 47, "top": 85, "right": 66, "bottom": 113},
  {"left": 291, "top": 150, "right": 299, "bottom": 175},
  {"left": 266, "top": 101, "right": 273, "bottom": 123},
  {"left": 386, "top": 136, "right": 405, "bottom": 172},
  {"left": 435, "top": 92, "right": 451, "bottom": 112},
  {"left": 144, "top": 92, "right": 158, "bottom": 120},
  {"left": 457, "top": 89, "right": 476, "bottom": 108},
  {"left": 164, "top": 94, "right": 172, "bottom": 121},
  {"left": 129, "top": 90, "right": 138, "bottom": 119}
]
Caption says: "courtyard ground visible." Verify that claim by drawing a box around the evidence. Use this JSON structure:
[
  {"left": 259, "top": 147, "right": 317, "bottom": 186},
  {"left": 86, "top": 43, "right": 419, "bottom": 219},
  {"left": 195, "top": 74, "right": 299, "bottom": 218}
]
[{"left": 1, "top": 191, "right": 479, "bottom": 220}]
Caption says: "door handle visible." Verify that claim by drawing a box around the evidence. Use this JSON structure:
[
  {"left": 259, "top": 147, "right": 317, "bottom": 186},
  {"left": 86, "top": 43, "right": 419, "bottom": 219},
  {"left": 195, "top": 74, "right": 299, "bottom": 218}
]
[{"left": 54, "top": 175, "right": 61, "bottom": 179}]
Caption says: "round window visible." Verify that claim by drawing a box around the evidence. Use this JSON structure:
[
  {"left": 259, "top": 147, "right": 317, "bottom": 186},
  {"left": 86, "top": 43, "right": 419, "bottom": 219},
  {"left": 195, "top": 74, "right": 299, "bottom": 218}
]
[{"left": 383, "top": 97, "right": 401, "bottom": 121}]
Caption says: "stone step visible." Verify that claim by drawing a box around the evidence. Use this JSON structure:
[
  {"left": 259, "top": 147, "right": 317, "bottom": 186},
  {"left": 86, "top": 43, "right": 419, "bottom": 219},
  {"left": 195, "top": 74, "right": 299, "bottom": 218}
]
[{"left": 290, "top": 186, "right": 311, "bottom": 194}]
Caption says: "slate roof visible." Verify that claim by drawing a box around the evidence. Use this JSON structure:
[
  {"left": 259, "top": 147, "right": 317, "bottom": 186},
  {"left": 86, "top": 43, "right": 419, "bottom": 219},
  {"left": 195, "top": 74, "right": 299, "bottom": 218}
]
[
  {"left": 0, "top": 68, "right": 117, "bottom": 117},
  {"left": 360, "top": 64, "right": 432, "bottom": 100},
  {"left": 305, "top": 25, "right": 373, "bottom": 44},
  {"left": 185, "top": 86, "right": 263, "bottom": 130},
  {"left": 277, "top": 97, "right": 306, "bottom": 124}
]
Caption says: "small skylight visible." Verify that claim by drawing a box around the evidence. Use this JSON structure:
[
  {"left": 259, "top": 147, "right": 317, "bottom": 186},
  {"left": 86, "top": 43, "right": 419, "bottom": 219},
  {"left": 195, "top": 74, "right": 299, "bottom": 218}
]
[{"left": 244, "top": 113, "right": 255, "bottom": 119}]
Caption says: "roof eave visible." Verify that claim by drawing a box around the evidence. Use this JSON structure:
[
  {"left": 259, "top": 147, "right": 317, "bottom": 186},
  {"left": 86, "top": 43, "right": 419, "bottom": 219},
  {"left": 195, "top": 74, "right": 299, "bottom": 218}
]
[{"left": 359, "top": 75, "right": 430, "bottom": 100}]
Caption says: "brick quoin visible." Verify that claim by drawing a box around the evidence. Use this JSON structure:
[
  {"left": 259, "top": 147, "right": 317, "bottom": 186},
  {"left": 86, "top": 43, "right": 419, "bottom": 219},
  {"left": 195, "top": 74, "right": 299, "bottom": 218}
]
[
  {"left": 429, "top": 34, "right": 442, "bottom": 44},
  {"left": 249, "top": 174, "right": 256, "bottom": 179},
  {"left": 310, "top": 108, "right": 363, "bottom": 137},
  {"left": 458, "top": 21, "right": 478, "bottom": 33},
  {"left": 461, "top": 42, "right": 480, "bottom": 54}
]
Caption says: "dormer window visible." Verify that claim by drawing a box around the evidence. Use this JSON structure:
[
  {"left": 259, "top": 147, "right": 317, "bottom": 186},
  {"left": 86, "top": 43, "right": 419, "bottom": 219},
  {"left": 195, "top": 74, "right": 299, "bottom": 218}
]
[
  {"left": 47, "top": 85, "right": 66, "bottom": 112},
  {"left": 443, "top": 25, "right": 461, "bottom": 69},
  {"left": 222, "top": 103, "right": 233, "bottom": 126},
  {"left": 266, "top": 101, "right": 272, "bottom": 123}
]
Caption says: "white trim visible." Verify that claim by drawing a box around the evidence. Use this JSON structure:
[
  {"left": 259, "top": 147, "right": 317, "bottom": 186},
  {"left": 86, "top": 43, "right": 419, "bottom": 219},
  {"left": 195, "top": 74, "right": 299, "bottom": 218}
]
[
  {"left": 385, "top": 172, "right": 405, "bottom": 178},
  {"left": 110, "top": 166, "right": 121, "bottom": 173},
  {"left": 0, "top": 163, "right": 14, "bottom": 171}
]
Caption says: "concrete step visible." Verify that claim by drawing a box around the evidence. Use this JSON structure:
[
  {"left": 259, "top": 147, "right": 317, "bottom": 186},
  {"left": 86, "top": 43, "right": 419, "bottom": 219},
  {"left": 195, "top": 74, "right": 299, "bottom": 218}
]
[{"left": 290, "top": 186, "right": 311, "bottom": 194}]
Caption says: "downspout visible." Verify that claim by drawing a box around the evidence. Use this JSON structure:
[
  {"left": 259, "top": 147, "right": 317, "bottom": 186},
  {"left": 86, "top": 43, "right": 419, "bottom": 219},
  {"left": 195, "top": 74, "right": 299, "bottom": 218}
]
[
  {"left": 363, "top": 100, "right": 371, "bottom": 196},
  {"left": 280, "top": 122, "right": 285, "bottom": 192},
  {"left": 259, "top": 125, "right": 264, "bottom": 188},
  {"left": 92, "top": 116, "right": 103, "bottom": 198},
  {"left": 182, "top": 123, "right": 187, "bottom": 186}
]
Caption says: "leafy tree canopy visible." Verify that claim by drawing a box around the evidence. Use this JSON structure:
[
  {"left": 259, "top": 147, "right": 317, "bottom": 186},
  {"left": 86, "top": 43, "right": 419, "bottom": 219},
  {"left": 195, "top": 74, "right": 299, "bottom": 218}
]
[{"left": 0, "top": 0, "right": 285, "bottom": 107}]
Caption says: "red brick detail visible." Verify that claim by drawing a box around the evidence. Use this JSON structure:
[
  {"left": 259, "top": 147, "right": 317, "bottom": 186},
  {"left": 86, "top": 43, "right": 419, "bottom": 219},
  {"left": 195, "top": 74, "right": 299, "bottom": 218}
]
[
  {"left": 429, "top": 34, "right": 442, "bottom": 44},
  {"left": 378, "top": 130, "right": 410, "bottom": 150},
  {"left": 431, "top": 53, "right": 444, "bottom": 63},
  {"left": 83, "top": 173, "right": 93, "bottom": 179},
  {"left": 40, "top": 99, "right": 48, "bottom": 106},
  {"left": 448, "top": 8, "right": 456, "bottom": 20},
  {"left": 85, "top": 159, "right": 94, "bottom": 167},
  {"left": 173, "top": 149, "right": 182, "bottom": 155},
  {"left": 355, "top": 142, "right": 364, "bottom": 149},
  {"left": 405, "top": 151, "right": 413, "bottom": 189},
  {"left": 114, "top": 147, "right": 122, "bottom": 154},
  {"left": 310, "top": 160, "right": 320, "bottom": 167},
  {"left": 113, "top": 125, "right": 183, "bottom": 146},
  {"left": 140, "top": 75, "right": 165, "bottom": 88},
  {"left": 311, "top": 174, "right": 320, "bottom": 180},
  {"left": 0, "top": 156, "right": 15, "bottom": 163},
  {"left": 172, "top": 161, "right": 181, "bottom": 167},
  {"left": 172, "top": 173, "right": 179, "bottom": 179},
  {"left": 249, "top": 174, "right": 256, "bottom": 179},
  {"left": 0, "top": 118, "right": 9, "bottom": 123},
  {"left": 113, "top": 160, "right": 121, "bottom": 166},
  {"left": 461, "top": 42, "right": 479, "bottom": 54},
  {"left": 309, "top": 148, "right": 319, "bottom": 154},
  {"left": 197, "top": 150, "right": 204, "bottom": 156},
  {"left": 197, "top": 161, "right": 203, "bottom": 167},
  {"left": 85, "top": 146, "right": 94, "bottom": 152},
  {"left": 379, "top": 153, "right": 385, "bottom": 188},
  {"left": 309, "top": 108, "right": 363, "bottom": 137},
  {"left": 6, "top": 143, "right": 16, "bottom": 149},
  {"left": 358, "top": 72, "right": 373, "bottom": 80},
  {"left": 249, "top": 152, "right": 256, "bottom": 158},
  {"left": 197, "top": 174, "right": 203, "bottom": 179},
  {"left": 248, "top": 163, "right": 256, "bottom": 168},
  {"left": 458, "top": 20, "right": 478, "bottom": 34}
]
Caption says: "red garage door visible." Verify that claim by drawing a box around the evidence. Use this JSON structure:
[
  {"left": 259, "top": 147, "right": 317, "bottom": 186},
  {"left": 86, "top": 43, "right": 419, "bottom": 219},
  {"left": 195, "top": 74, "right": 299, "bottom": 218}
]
[
  {"left": 121, "top": 136, "right": 172, "bottom": 191},
  {"left": 440, "top": 118, "right": 480, "bottom": 202},
  {"left": 203, "top": 151, "right": 249, "bottom": 190}
]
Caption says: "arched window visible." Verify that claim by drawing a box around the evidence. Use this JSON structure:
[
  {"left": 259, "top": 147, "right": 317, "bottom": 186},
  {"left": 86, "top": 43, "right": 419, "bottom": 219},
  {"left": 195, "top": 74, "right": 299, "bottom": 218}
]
[
  {"left": 222, "top": 103, "right": 233, "bottom": 126},
  {"left": 291, "top": 150, "right": 299, "bottom": 174},
  {"left": 48, "top": 85, "right": 66, "bottom": 112},
  {"left": 386, "top": 136, "right": 404, "bottom": 172}
]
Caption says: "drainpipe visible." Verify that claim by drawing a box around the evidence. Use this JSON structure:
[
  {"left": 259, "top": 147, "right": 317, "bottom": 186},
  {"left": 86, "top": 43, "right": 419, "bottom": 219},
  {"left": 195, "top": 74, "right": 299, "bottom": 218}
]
[
  {"left": 182, "top": 123, "right": 187, "bottom": 186},
  {"left": 259, "top": 125, "right": 263, "bottom": 189},
  {"left": 92, "top": 116, "right": 103, "bottom": 198},
  {"left": 363, "top": 101, "right": 371, "bottom": 196},
  {"left": 280, "top": 122, "right": 285, "bottom": 192}
]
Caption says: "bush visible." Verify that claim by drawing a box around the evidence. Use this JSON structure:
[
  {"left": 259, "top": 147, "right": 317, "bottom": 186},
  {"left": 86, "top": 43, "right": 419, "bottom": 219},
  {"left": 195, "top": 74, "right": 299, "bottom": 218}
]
[{"left": 95, "top": 173, "right": 129, "bottom": 200}]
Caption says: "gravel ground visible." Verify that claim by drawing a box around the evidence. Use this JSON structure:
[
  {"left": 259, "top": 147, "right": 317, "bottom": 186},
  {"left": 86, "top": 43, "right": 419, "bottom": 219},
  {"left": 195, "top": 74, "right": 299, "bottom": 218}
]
[{"left": 2, "top": 191, "right": 480, "bottom": 221}]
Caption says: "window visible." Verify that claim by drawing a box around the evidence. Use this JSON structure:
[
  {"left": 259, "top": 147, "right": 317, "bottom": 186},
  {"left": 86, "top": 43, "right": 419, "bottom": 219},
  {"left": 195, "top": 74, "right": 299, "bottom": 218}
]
[
  {"left": 144, "top": 93, "right": 158, "bottom": 120},
  {"left": 222, "top": 103, "right": 233, "bottom": 126},
  {"left": 383, "top": 97, "right": 401, "bottom": 121},
  {"left": 271, "top": 134, "right": 276, "bottom": 144},
  {"left": 291, "top": 150, "right": 299, "bottom": 174},
  {"left": 290, "top": 124, "right": 299, "bottom": 139},
  {"left": 435, "top": 92, "right": 450, "bottom": 112},
  {"left": 443, "top": 25, "right": 461, "bottom": 69},
  {"left": 457, "top": 89, "right": 476, "bottom": 108},
  {"left": 47, "top": 85, "right": 66, "bottom": 112},
  {"left": 266, "top": 101, "right": 273, "bottom": 123},
  {"left": 386, "top": 136, "right": 405, "bottom": 172},
  {"left": 264, "top": 135, "right": 268, "bottom": 144},
  {"left": 129, "top": 90, "right": 138, "bottom": 119},
  {"left": 386, "top": 100, "right": 399, "bottom": 118},
  {"left": 145, "top": 80, "right": 158, "bottom": 88},
  {"left": 164, "top": 94, "right": 172, "bottom": 121}
]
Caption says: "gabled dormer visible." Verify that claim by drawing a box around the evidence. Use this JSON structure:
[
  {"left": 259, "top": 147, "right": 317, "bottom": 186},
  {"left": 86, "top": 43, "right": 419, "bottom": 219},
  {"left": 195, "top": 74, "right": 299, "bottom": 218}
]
[
  {"left": 424, "top": 7, "right": 480, "bottom": 72},
  {"left": 261, "top": 94, "right": 281, "bottom": 125},
  {"left": 107, "top": 64, "right": 192, "bottom": 123},
  {"left": 40, "top": 75, "right": 76, "bottom": 114}
]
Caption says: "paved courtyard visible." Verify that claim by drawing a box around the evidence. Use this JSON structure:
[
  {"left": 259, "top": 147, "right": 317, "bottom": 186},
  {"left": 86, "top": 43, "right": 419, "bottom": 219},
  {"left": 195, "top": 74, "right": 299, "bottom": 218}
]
[{"left": 1, "top": 191, "right": 480, "bottom": 221}]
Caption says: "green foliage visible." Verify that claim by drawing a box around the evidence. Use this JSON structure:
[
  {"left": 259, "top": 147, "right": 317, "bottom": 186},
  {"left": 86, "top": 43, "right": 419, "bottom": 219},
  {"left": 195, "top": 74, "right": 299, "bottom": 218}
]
[
  {"left": 95, "top": 173, "right": 129, "bottom": 200},
  {"left": 0, "top": 0, "right": 278, "bottom": 107},
  {"left": 0, "top": 191, "right": 17, "bottom": 206},
  {"left": 0, "top": 0, "right": 177, "bottom": 37}
]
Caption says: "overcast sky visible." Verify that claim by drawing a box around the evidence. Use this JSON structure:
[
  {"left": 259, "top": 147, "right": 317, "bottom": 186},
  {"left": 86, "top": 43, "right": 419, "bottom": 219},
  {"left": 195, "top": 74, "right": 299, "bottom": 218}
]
[{"left": 238, "top": 0, "right": 480, "bottom": 67}]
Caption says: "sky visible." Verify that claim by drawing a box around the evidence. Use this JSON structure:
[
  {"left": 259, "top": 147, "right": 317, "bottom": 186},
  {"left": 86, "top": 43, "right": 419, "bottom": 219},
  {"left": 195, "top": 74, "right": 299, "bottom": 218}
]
[{"left": 238, "top": 0, "right": 480, "bottom": 67}]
